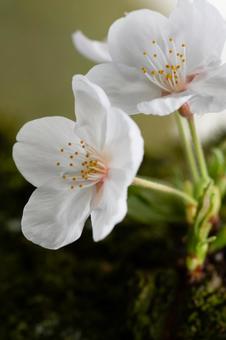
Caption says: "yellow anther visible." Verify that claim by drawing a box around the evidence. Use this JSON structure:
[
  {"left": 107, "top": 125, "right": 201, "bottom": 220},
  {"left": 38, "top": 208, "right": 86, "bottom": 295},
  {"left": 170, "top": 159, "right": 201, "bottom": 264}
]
[
  {"left": 62, "top": 175, "right": 67, "bottom": 179},
  {"left": 151, "top": 70, "right": 156, "bottom": 76},
  {"left": 182, "top": 59, "right": 186, "bottom": 63},
  {"left": 159, "top": 70, "right": 164, "bottom": 75},
  {"left": 153, "top": 54, "right": 157, "bottom": 58},
  {"left": 180, "top": 54, "right": 183, "bottom": 58},
  {"left": 176, "top": 65, "right": 180, "bottom": 69},
  {"left": 143, "top": 51, "right": 147, "bottom": 56},
  {"left": 72, "top": 177, "right": 76, "bottom": 181},
  {"left": 166, "top": 74, "right": 172, "bottom": 80},
  {"left": 165, "top": 65, "right": 170, "bottom": 69},
  {"left": 169, "top": 37, "right": 173, "bottom": 42},
  {"left": 141, "top": 67, "right": 147, "bottom": 74},
  {"left": 56, "top": 162, "right": 60, "bottom": 166},
  {"left": 152, "top": 40, "right": 156, "bottom": 44}
]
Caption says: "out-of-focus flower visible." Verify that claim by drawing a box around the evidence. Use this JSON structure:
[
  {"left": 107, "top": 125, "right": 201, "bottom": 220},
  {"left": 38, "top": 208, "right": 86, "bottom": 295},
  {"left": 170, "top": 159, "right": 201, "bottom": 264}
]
[
  {"left": 72, "top": 31, "right": 111, "bottom": 63},
  {"left": 86, "top": 0, "right": 226, "bottom": 117},
  {"left": 72, "top": 0, "right": 226, "bottom": 151},
  {"left": 12, "top": 76, "right": 144, "bottom": 249}
]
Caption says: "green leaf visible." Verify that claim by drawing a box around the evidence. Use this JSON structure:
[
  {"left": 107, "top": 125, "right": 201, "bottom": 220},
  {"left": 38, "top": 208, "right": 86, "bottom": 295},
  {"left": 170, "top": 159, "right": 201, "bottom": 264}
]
[{"left": 128, "top": 186, "right": 185, "bottom": 224}]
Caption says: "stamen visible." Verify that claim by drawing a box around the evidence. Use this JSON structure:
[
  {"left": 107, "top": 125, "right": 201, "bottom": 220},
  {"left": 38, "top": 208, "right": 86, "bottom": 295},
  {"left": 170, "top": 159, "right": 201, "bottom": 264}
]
[
  {"left": 141, "top": 37, "right": 188, "bottom": 93},
  {"left": 58, "top": 138, "right": 108, "bottom": 191}
]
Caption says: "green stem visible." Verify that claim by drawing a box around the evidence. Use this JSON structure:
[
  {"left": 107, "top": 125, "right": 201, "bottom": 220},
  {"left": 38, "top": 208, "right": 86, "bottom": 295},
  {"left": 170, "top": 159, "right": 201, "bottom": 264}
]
[
  {"left": 187, "top": 115, "right": 209, "bottom": 181},
  {"left": 133, "top": 177, "right": 197, "bottom": 206},
  {"left": 175, "top": 112, "right": 199, "bottom": 182}
]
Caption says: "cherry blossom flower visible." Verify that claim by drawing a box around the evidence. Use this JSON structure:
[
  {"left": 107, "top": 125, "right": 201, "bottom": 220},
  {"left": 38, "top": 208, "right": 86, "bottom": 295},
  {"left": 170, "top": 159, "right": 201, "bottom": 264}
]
[
  {"left": 85, "top": 0, "right": 226, "bottom": 116},
  {"left": 12, "top": 76, "right": 144, "bottom": 249}
]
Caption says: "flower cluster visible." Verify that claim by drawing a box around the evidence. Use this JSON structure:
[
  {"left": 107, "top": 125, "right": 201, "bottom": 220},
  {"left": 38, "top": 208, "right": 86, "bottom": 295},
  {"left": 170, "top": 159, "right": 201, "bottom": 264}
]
[{"left": 13, "top": 0, "right": 226, "bottom": 272}]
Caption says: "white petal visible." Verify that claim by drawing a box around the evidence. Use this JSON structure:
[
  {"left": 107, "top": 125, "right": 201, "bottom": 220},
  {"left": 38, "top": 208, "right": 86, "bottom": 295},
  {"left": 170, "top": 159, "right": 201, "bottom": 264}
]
[
  {"left": 72, "top": 31, "right": 111, "bottom": 63},
  {"left": 13, "top": 117, "right": 77, "bottom": 187},
  {"left": 22, "top": 185, "right": 93, "bottom": 249},
  {"left": 87, "top": 63, "right": 161, "bottom": 114},
  {"left": 169, "top": 0, "right": 226, "bottom": 72},
  {"left": 188, "top": 63, "right": 226, "bottom": 113},
  {"left": 91, "top": 169, "right": 128, "bottom": 241},
  {"left": 138, "top": 92, "right": 192, "bottom": 116},
  {"left": 103, "top": 107, "right": 144, "bottom": 183},
  {"left": 108, "top": 9, "right": 168, "bottom": 68},
  {"left": 189, "top": 64, "right": 226, "bottom": 97},
  {"left": 72, "top": 75, "right": 111, "bottom": 149}
]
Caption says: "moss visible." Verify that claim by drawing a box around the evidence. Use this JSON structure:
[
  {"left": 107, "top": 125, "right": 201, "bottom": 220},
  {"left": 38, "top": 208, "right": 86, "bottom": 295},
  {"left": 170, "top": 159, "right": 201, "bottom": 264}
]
[
  {"left": 128, "top": 265, "right": 226, "bottom": 340},
  {"left": 128, "top": 269, "right": 178, "bottom": 340},
  {"left": 177, "top": 271, "right": 226, "bottom": 340}
]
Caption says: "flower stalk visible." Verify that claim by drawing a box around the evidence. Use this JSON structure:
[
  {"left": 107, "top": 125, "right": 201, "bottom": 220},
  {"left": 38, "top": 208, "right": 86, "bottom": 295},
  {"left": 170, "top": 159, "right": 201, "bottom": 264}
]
[
  {"left": 187, "top": 115, "right": 209, "bottom": 181},
  {"left": 176, "top": 110, "right": 221, "bottom": 273},
  {"left": 133, "top": 177, "right": 197, "bottom": 206},
  {"left": 175, "top": 112, "right": 199, "bottom": 183}
]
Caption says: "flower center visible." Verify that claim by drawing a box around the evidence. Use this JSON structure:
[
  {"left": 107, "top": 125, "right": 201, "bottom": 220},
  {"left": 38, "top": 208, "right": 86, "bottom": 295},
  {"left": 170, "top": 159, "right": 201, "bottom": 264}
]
[
  {"left": 141, "top": 37, "right": 188, "bottom": 93},
  {"left": 56, "top": 139, "right": 108, "bottom": 190}
]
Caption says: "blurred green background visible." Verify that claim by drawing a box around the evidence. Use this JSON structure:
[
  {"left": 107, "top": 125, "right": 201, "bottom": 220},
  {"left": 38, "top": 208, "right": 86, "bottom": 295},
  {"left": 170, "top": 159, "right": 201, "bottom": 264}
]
[{"left": 0, "top": 0, "right": 177, "bottom": 154}]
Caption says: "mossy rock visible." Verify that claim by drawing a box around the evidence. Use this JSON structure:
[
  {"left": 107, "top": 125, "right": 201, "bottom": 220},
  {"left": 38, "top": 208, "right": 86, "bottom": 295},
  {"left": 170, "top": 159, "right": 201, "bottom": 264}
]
[{"left": 128, "top": 261, "right": 226, "bottom": 340}]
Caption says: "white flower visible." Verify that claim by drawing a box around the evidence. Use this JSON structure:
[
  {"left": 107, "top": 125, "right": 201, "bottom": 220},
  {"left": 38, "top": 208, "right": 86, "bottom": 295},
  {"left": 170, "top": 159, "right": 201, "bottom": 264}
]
[
  {"left": 85, "top": 0, "right": 226, "bottom": 116},
  {"left": 72, "top": 31, "right": 111, "bottom": 63},
  {"left": 12, "top": 76, "right": 144, "bottom": 249}
]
